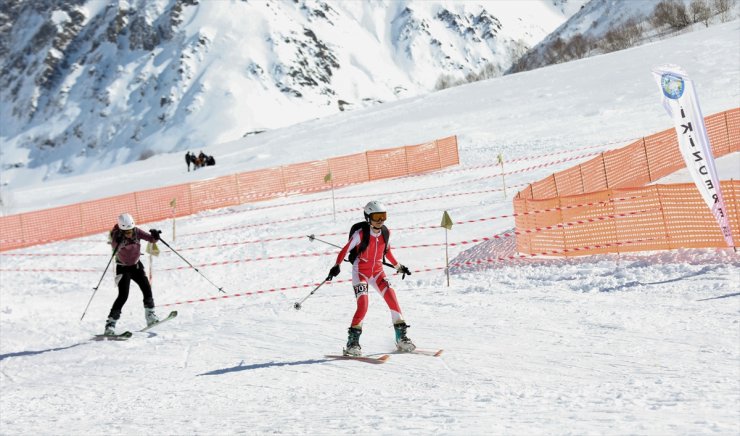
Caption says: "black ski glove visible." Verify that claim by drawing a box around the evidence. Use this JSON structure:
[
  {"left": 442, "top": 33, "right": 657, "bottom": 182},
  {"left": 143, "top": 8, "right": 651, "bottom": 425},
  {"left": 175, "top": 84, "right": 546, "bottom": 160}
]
[
  {"left": 112, "top": 230, "right": 124, "bottom": 244},
  {"left": 396, "top": 264, "right": 412, "bottom": 280},
  {"left": 149, "top": 229, "right": 162, "bottom": 241},
  {"left": 327, "top": 264, "right": 340, "bottom": 281}
]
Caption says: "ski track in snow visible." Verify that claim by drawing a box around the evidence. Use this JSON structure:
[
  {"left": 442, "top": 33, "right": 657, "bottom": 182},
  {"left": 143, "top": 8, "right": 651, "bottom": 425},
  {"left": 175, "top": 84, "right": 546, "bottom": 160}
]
[{"left": 1, "top": 22, "right": 740, "bottom": 436}]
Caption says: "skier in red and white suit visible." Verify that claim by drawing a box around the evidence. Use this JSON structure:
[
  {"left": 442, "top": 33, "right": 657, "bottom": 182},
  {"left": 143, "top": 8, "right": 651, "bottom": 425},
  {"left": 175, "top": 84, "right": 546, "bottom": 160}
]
[{"left": 328, "top": 201, "right": 415, "bottom": 356}]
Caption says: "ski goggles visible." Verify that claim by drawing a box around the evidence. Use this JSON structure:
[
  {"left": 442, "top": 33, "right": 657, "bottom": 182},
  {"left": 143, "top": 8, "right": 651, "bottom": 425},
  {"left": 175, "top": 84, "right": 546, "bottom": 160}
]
[{"left": 369, "top": 212, "right": 387, "bottom": 222}]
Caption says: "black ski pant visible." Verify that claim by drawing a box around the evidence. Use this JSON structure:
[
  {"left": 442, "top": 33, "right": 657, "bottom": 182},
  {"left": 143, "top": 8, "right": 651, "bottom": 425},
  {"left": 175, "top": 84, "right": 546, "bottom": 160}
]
[{"left": 108, "top": 261, "right": 154, "bottom": 320}]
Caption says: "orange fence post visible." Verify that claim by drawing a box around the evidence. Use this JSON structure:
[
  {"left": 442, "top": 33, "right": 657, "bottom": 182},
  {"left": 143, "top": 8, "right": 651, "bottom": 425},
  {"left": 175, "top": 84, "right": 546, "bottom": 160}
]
[
  {"left": 726, "top": 108, "right": 740, "bottom": 153},
  {"left": 642, "top": 138, "right": 652, "bottom": 182}
]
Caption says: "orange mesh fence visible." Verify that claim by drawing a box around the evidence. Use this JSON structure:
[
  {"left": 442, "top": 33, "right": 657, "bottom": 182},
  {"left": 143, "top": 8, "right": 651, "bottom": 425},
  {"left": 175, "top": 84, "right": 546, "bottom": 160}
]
[
  {"left": 656, "top": 182, "right": 739, "bottom": 249},
  {"left": 367, "top": 147, "right": 408, "bottom": 180},
  {"left": 135, "top": 184, "right": 193, "bottom": 221},
  {"left": 514, "top": 109, "right": 739, "bottom": 255},
  {"left": 560, "top": 193, "right": 621, "bottom": 256},
  {"left": 0, "top": 135, "right": 458, "bottom": 251},
  {"left": 531, "top": 174, "right": 559, "bottom": 199},
  {"left": 436, "top": 136, "right": 460, "bottom": 167},
  {"left": 515, "top": 183, "right": 740, "bottom": 256},
  {"left": 559, "top": 188, "right": 670, "bottom": 255},
  {"left": 643, "top": 129, "right": 682, "bottom": 181},
  {"left": 705, "top": 112, "right": 730, "bottom": 156},
  {"left": 0, "top": 215, "right": 23, "bottom": 246},
  {"left": 514, "top": 195, "right": 566, "bottom": 254},
  {"left": 405, "top": 141, "right": 441, "bottom": 174},
  {"left": 282, "top": 160, "right": 331, "bottom": 194},
  {"left": 328, "top": 152, "right": 369, "bottom": 186},
  {"left": 236, "top": 167, "right": 285, "bottom": 202},
  {"left": 80, "top": 194, "right": 139, "bottom": 236},
  {"left": 190, "top": 175, "right": 241, "bottom": 211},
  {"left": 580, "top": 158, "right": 611, "bottom": 194},
  {"left": 603, "top": 141, "right": 652, "bottom": 189},
  {"left": 22, "top": 205, "right": 84, "bottom": 246},
  {"left": 552, "top": 165, "right": 584, "bottom": 197}
]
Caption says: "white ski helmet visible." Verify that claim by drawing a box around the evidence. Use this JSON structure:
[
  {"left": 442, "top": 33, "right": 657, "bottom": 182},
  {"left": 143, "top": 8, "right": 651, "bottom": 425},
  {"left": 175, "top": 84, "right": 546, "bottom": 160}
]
[
  {"left": 363, "top": 200, "right": 387, "bottom": 221},
  {"left": 117, "top": 213, "right": 135, "bottom": 230}
]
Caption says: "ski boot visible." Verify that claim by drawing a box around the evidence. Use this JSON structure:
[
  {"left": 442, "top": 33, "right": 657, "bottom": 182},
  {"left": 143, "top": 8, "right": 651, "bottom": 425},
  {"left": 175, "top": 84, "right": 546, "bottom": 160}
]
[
  {"left": 343, "top": 326, "right": 362, "bottom": 357},
  {"left": 104, "top": 317, "right": 117, "bottom": 336},
  {"left": 394, "top": 321, "right": 416, "bottom": 352},
  {"left": 145, "top": 307, "right": 159, "bottom": 327}
]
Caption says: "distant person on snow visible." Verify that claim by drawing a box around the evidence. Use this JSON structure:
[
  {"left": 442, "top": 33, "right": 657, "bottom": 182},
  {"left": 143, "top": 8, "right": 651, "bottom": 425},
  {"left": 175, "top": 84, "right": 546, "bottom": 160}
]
[
  {"left": 185, "top": 151, "right": 193, "bottom": 172},
  {"left": 327, "top": 200, "right": 415, "bottom": 356},
  {"left": 104, "top": 213, "right": 162, "bottom": 335}
]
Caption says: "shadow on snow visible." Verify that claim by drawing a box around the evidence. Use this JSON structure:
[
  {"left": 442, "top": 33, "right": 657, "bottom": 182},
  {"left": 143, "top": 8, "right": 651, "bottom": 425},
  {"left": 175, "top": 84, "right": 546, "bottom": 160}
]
[
  {"left": 697, "top": 292, "right": 740, "bottom": 301},
  {"left": 599, "top": 265, "right": 723, "bottom": 293},
  {"left": 0, "top": 342, "right": 88, "bottom": 361},
  {"left": 198, "top": 358, "right": 332, "bottom": 376}
]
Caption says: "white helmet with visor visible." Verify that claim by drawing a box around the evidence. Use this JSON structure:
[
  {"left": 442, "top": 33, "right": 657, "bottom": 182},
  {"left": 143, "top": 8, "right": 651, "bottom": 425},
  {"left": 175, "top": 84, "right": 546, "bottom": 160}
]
[
  {"left": 117, "top": 213, "right": 135, "bottom": 231},
  {"left": 363, "top": 200, "right": 387, "bottom": 223}
]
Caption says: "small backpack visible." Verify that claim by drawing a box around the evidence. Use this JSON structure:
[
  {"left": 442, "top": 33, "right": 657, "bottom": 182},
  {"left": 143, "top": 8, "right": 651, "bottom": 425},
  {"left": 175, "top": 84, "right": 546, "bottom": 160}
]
[{"left": 347, "top": 221, "right": 389, "bottom": 264}]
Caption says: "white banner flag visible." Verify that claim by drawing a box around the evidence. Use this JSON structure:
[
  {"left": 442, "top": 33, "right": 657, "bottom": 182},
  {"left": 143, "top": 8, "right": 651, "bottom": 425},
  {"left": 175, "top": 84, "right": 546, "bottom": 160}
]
[{"left": 652, "top": 65, "right": 734, "bottom": 248}]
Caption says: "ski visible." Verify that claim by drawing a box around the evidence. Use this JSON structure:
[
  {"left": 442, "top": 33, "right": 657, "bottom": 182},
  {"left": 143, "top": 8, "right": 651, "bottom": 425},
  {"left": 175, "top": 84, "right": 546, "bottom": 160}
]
[
  {"left": 90, "top": 311, "right": 176, "bottom": 341},
  {"left": 139, "top": 310, "right": 178, "bottom": 332},
  {"left": 91, "top": 331, "right": 133, "bottom": 341},
  {"left": 324, "top": 354, "right": 390, "bottom": 364},
  {"left": 394, "top": 348, "right": 444, "bottom": 357}
]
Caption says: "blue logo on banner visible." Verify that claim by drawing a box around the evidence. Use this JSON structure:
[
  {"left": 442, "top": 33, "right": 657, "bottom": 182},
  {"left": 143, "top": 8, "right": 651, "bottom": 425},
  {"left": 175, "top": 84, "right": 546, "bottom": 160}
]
[{"left": 661, "top": 73, "right": 684, "bottom": 99}]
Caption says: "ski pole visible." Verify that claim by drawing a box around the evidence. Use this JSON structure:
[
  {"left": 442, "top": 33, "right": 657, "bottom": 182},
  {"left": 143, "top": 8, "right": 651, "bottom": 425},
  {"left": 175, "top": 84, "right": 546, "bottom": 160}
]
[
  {"left": 157, "top": 236, "right": 225, "bottom": 293},
  {"left": 308, "top": 234, "right": 342, "bottom": 249},
  {"left": 307, "top": 234, "right": 354, "bottom": 265},
  {"left": 293, "top": 277, "right": 331, "bottom": 310},
  {"left": 81, "top": 246, "right": 118, "bottom": 321}
]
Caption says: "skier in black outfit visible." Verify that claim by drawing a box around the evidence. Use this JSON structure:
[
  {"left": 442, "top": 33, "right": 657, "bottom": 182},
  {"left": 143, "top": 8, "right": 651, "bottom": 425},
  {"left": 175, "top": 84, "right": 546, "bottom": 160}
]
[{"left": 104, "top": 213, "right": 162, "bottom": 335}]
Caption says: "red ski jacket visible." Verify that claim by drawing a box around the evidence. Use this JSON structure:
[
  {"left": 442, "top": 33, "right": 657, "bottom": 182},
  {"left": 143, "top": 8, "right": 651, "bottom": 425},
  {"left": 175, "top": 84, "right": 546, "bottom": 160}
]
[{"left": 335, "top": 227, "right": 398, "bottom": 278}]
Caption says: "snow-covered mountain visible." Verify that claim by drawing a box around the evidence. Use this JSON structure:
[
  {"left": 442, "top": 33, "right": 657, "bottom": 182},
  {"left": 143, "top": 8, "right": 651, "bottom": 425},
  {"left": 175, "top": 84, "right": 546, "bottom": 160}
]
[
  {"left": 510, "top": 0, "right": 740, "bottom": 73},
  {"left": 0, "top": 0, "right": 586, "bottom": 189}
]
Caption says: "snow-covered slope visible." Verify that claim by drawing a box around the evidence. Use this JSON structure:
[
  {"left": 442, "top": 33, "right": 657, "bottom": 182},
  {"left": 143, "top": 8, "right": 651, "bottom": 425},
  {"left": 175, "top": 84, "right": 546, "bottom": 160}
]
[
  {"left": 0, "top": 0, "right": 584, "bottom": 189},
  {"left": 0, "top": 20, "right": 738, "bottom": 435}
]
